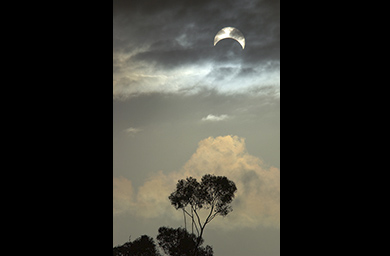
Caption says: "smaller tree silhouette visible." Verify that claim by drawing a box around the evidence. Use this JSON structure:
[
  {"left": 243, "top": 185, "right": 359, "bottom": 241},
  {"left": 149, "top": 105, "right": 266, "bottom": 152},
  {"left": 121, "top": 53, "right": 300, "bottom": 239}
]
[
  {"left": 113, "top": 235, "right": 161, "bottom": 256},
  {"left": 157, "top": 227, "right": 213, "bottom": 256},
  {"left": 113, "top": 241, "right": 132, "bottom": 256}
]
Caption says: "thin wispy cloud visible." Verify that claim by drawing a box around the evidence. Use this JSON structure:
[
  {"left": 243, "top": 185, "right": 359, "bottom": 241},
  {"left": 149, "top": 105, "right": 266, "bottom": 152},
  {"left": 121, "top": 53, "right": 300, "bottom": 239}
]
[
  {"left": 201, "top": 114, "right": 229, "bottom": 121},
  {"left": 124, "top": 127, "right": 142, "bottom": 135}
]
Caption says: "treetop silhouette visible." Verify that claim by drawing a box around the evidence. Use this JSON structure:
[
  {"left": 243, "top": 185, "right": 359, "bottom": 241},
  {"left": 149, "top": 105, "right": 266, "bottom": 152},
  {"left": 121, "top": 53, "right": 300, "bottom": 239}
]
[
  {"left": 113, "top": 174, "right": 237, "bottom": 256},
  {"left": 157, "top": 226, "right": 213, "bottom": 256},
  {"left": 168, "top": 174, "right": 237, "bottom": 255},
  {"left": 113, "top": 234, "right": 161, "bottom": 256}
]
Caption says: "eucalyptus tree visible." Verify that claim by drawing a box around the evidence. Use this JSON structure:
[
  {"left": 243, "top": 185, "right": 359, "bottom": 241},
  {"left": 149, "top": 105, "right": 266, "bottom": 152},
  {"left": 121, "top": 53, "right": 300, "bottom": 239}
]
[{"left": 168, "top": 174, "right": 237, "bottom": 256}]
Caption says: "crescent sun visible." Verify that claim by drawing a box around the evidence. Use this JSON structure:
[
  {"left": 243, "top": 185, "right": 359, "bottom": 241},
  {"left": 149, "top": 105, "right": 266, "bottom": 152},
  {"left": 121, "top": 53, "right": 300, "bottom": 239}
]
[{"left": 214, "top": 27, "right": 245, "bottom": 49}]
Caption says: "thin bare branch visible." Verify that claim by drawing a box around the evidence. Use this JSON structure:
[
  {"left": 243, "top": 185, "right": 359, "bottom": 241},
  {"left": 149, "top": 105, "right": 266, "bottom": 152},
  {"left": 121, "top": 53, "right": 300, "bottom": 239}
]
[
  {"left": 206, "top": 212, "right": 219, "bottom": 224},
  {"left": 203, "top": 200, "right": 215, "bottom": 228},
  {"left": 192, "top": 204, "right": 203, "bottom": 231},
  {"left": 185, "top": 207, "right": 199, "bottom": 235},
  {"left": 183, "top": 208, "right": 186, "bottom": 230},
  {"left": 183, "top": 209, "right": 192, "bottom": 217}
]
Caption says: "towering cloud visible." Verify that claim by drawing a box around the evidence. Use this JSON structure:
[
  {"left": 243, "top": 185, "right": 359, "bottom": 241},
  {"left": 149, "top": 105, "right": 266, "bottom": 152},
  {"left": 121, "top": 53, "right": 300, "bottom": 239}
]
[
  {"left": 181, "top": 135, "right": 280, "bottom": 228},
  {"left": 113, "top": 135, "right": 280, "bottom": 228}
]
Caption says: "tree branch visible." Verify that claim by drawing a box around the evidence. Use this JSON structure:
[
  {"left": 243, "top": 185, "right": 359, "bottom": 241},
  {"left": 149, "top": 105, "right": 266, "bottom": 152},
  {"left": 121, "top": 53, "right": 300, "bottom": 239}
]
[
  {"left": 203, "top": 200, "right": 215, "bottom": 228},
  {"left": 183, "top": 208, "right": 186, "bottom": 231},
  {"left": 183, "top": 208, "right": 192, "bottom": 218},
  {"left": 184, "top": 207, "right": 199, "bottom": 236},
  {"left": 192, "top": 204, "right": 203, "bottom": 233},
  {"left": 206, "top": 211, "right": 219, "bottom": 224}
]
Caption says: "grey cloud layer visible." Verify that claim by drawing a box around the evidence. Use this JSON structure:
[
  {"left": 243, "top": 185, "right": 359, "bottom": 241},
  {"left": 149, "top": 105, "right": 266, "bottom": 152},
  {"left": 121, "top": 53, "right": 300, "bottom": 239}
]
[{"left": 113, "top": 0, "right": 280, "bottom": 98}]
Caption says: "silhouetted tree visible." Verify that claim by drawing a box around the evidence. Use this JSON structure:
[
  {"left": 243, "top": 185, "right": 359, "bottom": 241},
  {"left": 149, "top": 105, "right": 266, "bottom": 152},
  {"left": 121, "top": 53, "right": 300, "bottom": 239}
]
[
  {"left": 113, "top": 241, "right": 132, "bottom": 256},
  {"left": 168, "top": 174, "right": 237, "bottom": 256},
  {"left": 113, "top": 235, "right": 161, "bottom": 256},
  {"left": 157, "top": 227, "right": 213, "bottom": 256}
]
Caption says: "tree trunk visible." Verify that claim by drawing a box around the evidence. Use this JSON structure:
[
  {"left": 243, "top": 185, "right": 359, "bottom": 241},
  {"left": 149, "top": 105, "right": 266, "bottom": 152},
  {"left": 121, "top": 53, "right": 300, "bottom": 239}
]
[{"left": 193, "top": 227, "right": 204, "bottom": 256}]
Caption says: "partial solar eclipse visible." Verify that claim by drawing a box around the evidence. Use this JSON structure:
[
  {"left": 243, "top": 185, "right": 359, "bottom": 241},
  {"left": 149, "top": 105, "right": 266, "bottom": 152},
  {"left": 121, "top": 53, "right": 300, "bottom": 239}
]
[{"left": 214, "top": 27, "right": 245, "bottom": 49}]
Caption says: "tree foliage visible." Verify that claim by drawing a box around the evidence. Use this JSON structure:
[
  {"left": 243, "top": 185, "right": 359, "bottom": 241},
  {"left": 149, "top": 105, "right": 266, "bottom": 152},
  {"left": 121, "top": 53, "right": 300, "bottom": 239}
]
[
  {"left": 157, "top": 227, "right": 213, "bottom": 256},
  {"left": 168, "top": 174, "right": 237, "bottom": 255},
  {"left": 113, "top": 235, "right": 161, "bottom": 256},
  {"left": 169, "top": 174, "right": 237, "bottom": 217},
  {"left": 113, "top": 174, "right": 236, "bottom": 256}
]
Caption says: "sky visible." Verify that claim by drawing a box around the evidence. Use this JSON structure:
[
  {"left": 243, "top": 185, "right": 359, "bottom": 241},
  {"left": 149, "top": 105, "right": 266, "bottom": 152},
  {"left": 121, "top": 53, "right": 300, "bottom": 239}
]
[{"left": 113, "top": 0, "right": 280, "bottom": 255}]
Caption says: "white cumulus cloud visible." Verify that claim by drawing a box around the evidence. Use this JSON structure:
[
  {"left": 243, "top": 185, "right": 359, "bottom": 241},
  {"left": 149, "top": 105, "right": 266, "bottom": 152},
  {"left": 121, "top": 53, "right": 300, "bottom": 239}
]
[{"left": 201, "top": 114, "right": 229, "bottom": 121}]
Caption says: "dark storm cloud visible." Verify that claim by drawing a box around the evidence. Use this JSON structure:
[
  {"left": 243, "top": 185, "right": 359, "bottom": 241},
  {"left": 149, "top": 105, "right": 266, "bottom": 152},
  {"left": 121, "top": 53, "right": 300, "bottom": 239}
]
[
  {"left": 113, "top": 0, "right": 279, "bottom": 99},
  {"left": 114, "top": 0, "right": 279, "bottom": 69},
  {"left": 113, "top": 0, "right": 241, "bottom": 19}
]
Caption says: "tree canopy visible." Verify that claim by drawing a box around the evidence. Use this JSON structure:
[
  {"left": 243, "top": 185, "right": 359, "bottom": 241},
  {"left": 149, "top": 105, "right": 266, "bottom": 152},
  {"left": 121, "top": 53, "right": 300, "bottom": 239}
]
[
  {"left": 157, "top": 227, "right": 213, "bottom": 256},
  {"left": 168, "top": 174, "right": 237, "bottom": 255},
  {"left": 113, "top": 235, "right": 161, "bottom": 256},
  {"left": 169, "top": 174, "right": 237, "bottom": 217}
]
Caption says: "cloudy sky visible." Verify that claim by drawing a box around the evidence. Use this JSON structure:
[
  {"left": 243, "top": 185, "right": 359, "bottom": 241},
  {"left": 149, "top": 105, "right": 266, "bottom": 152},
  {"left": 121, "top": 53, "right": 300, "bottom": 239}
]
[{"left": 113, "top": 0, "right": 280, "bottom": 255}]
